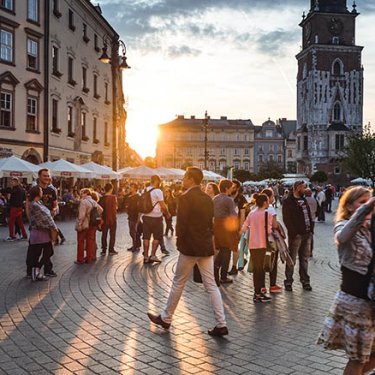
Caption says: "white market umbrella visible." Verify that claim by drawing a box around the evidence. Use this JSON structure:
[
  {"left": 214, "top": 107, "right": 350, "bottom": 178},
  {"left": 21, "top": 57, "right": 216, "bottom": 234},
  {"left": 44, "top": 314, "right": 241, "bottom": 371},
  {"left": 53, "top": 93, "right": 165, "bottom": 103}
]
[
  {"left": 168, "top": 168, "right": 185, "bottom": 178},
  {"left": 117, "top": 167, "right": 132, "bottom": 177},
  {"left": 121, "top": 166, "right": 158, "bottom": 179},
  {"left": 0, "top": 155, "right": 39, "bottom": 178},
  {"left": 39, "top": 159, "right": 92, "bottom": 178},
  {"left": 203, "top": 170, "right": 222, "bottom": 181},
  {"left": 155, "top": 167, "right": 182, "bottom": 180},
  {"left": 81, "top": 162, "right": 119, "bottom": 180},
  {"left": 350, "top": 177, "right": 371, "bottom": 185}
]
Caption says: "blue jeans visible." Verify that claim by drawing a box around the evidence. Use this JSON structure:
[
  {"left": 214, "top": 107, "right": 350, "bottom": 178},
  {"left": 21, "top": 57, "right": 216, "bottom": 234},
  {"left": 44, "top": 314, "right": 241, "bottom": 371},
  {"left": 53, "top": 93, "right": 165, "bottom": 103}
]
[{"left": 285, "top": 233, "right": 311, "bottom": 286}]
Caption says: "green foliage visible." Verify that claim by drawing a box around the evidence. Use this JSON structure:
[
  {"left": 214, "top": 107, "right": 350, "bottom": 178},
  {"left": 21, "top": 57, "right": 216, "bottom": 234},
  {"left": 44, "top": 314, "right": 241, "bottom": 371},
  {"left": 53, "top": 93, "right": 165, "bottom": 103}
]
[
  {"left": 233, "top": 169, "right": 252, "bottom": 183},
  {"left": 342, "top": 124, "right": 375, "bottom": 187},
  {"left": 310, "top": 171, "right": 328, "bottom": 183},
  {"left": 258, "top": 161, "right": 284, "bottom": 180}
]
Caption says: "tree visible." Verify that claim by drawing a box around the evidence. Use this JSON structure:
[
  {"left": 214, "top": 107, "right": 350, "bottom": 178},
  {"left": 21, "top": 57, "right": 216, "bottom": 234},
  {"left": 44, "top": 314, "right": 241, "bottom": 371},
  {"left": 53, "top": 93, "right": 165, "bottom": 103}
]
[
  {"left": 310, "top": 171, "right": 328, "bottom": 183},
  {"left": 258, "top": 161, "right": 284, "bottom": 180},
  {"left": 342, "top": 124, "right": 375, "bottom": 188},
  {"left": 233, "top": 169, "right": 251, "bottom": 183}
]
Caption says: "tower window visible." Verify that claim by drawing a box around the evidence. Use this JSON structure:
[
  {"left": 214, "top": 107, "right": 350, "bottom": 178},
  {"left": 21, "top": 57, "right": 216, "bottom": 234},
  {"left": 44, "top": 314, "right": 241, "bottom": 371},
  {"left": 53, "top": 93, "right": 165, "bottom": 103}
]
[
  {"left": 332, "top": 59, "right": 344, "bottom": 76},
  {"left": 333, "top": 102, "right": 341, "bottom": 122}
]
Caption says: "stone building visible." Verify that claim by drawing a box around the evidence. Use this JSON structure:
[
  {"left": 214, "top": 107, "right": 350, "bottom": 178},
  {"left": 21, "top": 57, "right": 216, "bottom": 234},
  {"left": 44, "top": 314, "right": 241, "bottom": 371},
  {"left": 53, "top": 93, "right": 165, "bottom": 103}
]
[
  {"left": 277, "top": 118, "right": 297, "bottom": 173},
  {"left": 253, "top": 119, "right": 285, "bottom": 174},
  {"left": 296, "top": 0, "right": 363, "bottom": 182},
  {"left": 0, "top": 0, "right": 128, "bottom": 169},
  {"left": 156, "top": 115, "right": 255, "bottom": 173}
]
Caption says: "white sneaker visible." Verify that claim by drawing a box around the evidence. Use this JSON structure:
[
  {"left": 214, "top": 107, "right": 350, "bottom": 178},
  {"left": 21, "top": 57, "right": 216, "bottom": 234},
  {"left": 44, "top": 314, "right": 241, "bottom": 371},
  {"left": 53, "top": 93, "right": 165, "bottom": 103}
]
[{"left": 5, "top": 236, "right": 16, "bottom": 242}]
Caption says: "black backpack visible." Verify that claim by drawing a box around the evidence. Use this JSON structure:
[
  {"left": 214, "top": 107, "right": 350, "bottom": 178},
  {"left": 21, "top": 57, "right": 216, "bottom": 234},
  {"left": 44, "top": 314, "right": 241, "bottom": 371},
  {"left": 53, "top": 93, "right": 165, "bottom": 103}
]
[
  {"left": 89, "top": 203, "right": 102, "bottom": 230},
  {"left": 138, "top": 188, "right": 157, "bottom": 214}
]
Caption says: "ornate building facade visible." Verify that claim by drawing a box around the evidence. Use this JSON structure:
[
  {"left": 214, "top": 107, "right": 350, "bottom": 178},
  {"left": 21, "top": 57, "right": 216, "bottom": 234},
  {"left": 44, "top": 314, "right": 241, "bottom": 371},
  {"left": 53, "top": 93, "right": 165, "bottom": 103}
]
[
  {"left": 0, "top": 0, "right": 128, "bottom": 169},
  {"left": 296, "top": 0, "right": 363, "bottom": 180},
  {"left": 253, "top": 119, "right": 285, "bottom": 174},
  {"left": 156, "top": 115, "right": 255, "bottom": 173}
]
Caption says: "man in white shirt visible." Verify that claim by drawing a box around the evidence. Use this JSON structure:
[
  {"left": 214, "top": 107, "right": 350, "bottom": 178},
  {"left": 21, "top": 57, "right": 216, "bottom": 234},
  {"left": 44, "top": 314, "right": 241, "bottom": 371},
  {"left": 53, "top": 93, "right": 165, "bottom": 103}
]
[
  {"left": 142, "top": 175, "right": 170, "bottom": 264},
  {"left": 316, "top": 186, "right": 326, "bottom": 222}
]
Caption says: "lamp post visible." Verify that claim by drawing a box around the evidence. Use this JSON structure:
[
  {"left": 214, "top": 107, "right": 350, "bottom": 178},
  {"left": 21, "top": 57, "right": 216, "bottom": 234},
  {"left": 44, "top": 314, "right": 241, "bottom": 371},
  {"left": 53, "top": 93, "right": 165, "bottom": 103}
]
[
  {"left": 203, "top": 111, "right": 209, "bottom": 170},
  {"left": 98, "top": 36, "right": 131, "bottom": 173}
]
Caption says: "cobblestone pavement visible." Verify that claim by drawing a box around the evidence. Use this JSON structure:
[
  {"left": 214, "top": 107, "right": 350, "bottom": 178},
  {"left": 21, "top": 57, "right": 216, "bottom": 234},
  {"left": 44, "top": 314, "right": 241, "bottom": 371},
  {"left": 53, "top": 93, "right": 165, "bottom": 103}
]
[{"left": 0, "top": 203, "right": 349, "bottom": 375}]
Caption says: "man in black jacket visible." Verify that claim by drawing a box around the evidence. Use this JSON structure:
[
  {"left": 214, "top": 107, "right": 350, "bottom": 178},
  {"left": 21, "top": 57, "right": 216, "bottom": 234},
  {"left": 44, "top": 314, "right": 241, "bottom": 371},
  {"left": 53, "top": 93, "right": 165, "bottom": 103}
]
[
  {"left": 282, "top": 181, "right": 313, "bottom": 292},
  {"left": 147, "top": 167, "right": 228, "bottom": 337}
]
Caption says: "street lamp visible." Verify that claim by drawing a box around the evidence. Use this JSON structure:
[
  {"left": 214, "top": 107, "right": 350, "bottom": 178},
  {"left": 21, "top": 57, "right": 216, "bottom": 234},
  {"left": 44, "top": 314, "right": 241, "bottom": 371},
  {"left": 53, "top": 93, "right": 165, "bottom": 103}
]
[
  {"left": 98, "top": 35, "right": 131, "bottom": 177},
  {"left": 99, "top": 37, "right": 131, "bottom": 70},
  {"left": 203, "top": 111, "right": 209, "bottom": 170}
]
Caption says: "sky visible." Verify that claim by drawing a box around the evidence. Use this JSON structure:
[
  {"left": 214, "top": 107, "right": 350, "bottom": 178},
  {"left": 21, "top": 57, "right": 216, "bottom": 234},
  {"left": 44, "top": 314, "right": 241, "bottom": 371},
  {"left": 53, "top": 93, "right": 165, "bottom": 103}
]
[{"left": 97, "top": 0, "right": 375, "bottom": 158}]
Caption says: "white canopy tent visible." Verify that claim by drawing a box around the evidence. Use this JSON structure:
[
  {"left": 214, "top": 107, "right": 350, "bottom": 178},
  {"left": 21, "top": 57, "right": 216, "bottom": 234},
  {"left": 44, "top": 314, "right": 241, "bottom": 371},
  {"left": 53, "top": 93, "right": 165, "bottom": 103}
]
[
  {"left": 0, "top": 156, "right": 39, "bottom": 178},
  {"left": 81, "top": 162, "right": 119, "bottom": 180},
  {"left": 203, "top": 170, "right": 222, "bottom": 181},
  {"left": 120, "top": 166, "right": 158, "bottom": 179},
  {"left": 39, "top": 159, "right": 92, "bottom": 178}
]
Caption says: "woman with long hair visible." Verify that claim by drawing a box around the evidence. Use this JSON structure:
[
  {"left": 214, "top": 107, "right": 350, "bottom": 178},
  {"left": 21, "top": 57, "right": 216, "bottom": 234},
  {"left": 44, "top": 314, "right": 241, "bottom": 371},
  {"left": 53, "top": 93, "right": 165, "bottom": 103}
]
[
  {"left": 241, "top": 193, "right": 273, "bottom": 302},
  {"left": 317, "top": 186, "right": 375, "bottom": 375},
  {"left": 205, "top": 182, "right": 219, "bottom": 199}
]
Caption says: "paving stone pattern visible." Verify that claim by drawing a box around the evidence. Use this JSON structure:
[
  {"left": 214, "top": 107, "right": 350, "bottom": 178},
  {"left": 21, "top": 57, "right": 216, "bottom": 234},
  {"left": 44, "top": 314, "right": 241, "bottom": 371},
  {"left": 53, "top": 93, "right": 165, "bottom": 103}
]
[{"left": 0, "top": 203, "right": 349, "bottom": 374}]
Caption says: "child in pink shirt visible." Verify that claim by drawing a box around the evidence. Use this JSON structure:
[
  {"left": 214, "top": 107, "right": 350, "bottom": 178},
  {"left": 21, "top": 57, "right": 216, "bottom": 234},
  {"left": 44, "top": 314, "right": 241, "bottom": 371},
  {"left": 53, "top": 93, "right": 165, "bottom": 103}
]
[{"left": 241, "top": 193, "right": 273, "bottom": 303}]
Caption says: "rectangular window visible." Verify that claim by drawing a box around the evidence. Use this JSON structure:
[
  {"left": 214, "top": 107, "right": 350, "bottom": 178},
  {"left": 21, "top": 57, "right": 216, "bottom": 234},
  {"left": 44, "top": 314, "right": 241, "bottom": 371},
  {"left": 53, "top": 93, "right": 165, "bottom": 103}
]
[
  {"left": 244, "top": 162, "right": 249, "bottom": 171},
  {"left": 94, "top": 34, "right": 99, "bottom": 51},
  {"left": 234, "top": 148, "right": 239, "bottom": 156},
  {"left": 104, "top": 122, "right": 108, "bottom": 145},
  {"left": 259, "top": 154, "right": 263, "bottom": 163},
  {"left": 93, "top": 117, "right": 97, "bottom": 142},
  {"left": 297, "top": 136, "right": 301, "bottom": 151},
  {"left": 52, "top": 0, "right": 60, "bottom": 16},
  {"left": 68, "top": 9, "right": 75, "bottom": 31},
  {"left": 27, "top": 38, "right": 38, "bottom": 69},
  {"left": 105, "top": 82, "right": 109, "bottom": 103},
  {"left": 27, "top": 97, "right": 37, "bottom": 131},
  {"left": 67, "top": 106, "right": 73, "bottom": 135},
  {"left": 27, "top": 0, "right": 39, "bottom": 22},
  {"left": 52, "top": 46, "right": 59, "bottom": 74},
  {"left": 244, "top": 148, "right": 249, "bottom": 155},
  {"left": 0, "top": 29, "right": 13, "bottom": 62},
  {"left": 287, "top": 149, "right": 292, "bottom": 158},
  {"left": 52, "top": 99, "right": 58, "bottom": 132},
  {"left": 93, "top": 74, "right": 98, "bottom": 96},
  {"left": 303, "top": 135, "right": 308, "bottom": 151},
  {"left": 82, "top": 66, "right": 88, "bottom": 90},
  {"left": 0, "top": 91, "right": 12, "bottom": 127},
  {"left": 68, "top": 57, "right": 75, "bottom": 84},
  {"left": 0, "top": 0, "right": 13, "bottom": 11},
  {"left": 83, "top": 23, "right": 89, "bottom": 42},
  {"left": 269, "top": 154, "right": 274, "bottom": 162},
  {"left": 335, "top": 134, "right": 345, "bottom": 151},
  {"left": 81, "top": 112, "right": 86, "bottom": 138},
  {"left": 277, "top": 155, "right": 282, "bottom": 163}
]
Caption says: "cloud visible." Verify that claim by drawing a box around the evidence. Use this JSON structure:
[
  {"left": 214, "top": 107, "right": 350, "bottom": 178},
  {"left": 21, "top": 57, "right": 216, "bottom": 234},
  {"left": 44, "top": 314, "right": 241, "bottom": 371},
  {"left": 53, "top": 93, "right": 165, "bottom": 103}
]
[
  {"left": 97, "top": 0, "right": 372, "bottom": 57},
  {"left": 167, "top": 45, "right": 201, "bottom": 58}
]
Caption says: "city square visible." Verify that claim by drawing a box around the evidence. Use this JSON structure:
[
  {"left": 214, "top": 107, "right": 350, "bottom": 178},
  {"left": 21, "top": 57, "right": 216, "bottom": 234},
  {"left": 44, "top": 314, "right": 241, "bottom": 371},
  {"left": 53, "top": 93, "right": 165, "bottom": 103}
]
[
  {"left": 0, "top": 206, "right": 351, "bottom": 375},
  {"left": 1, "top": 0, "right": 375, "bottom": 374}
]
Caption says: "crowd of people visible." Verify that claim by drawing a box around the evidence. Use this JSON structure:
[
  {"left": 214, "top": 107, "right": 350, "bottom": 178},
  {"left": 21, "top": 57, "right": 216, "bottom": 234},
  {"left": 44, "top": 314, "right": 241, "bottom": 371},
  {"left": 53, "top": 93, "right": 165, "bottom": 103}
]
[{"left": 1, "top": 166, "right": 375, "bottom": 374}]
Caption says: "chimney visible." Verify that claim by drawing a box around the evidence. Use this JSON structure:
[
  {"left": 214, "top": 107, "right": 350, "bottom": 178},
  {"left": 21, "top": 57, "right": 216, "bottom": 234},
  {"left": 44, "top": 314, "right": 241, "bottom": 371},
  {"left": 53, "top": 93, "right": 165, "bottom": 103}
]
[
  {"left": 177, "top": 115, "right": 184, "bottom": 120},
  {"left": 190, "top": 115, "right": 195, "bottom": 119},
  {"left": 220, "top": 116, "right": 227, "bottom": 120}
]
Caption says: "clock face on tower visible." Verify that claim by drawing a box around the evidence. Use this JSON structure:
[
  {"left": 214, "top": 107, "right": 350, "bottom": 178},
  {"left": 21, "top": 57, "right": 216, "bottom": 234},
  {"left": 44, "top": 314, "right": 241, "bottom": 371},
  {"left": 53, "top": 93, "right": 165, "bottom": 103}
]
[{"left": 328, "top": 17, "right": 344, "bottom": 36}]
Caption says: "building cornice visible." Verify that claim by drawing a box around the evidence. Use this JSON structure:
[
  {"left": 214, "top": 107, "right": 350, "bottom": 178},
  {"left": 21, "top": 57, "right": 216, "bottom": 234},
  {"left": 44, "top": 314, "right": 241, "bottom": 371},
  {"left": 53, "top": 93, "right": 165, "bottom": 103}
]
[
  {"left": 296, "top": 44, "right": 363, "bottom": 60},
  {"left": 0, "top": 139, "right": 43, "bottom": 147}
]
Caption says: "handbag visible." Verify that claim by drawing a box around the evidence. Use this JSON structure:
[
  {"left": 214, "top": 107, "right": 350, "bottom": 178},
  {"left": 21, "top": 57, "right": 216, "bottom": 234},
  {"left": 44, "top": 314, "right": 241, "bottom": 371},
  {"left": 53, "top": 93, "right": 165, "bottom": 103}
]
[{"left": 263, "top": 211, "right": 277, "bottom": 273}]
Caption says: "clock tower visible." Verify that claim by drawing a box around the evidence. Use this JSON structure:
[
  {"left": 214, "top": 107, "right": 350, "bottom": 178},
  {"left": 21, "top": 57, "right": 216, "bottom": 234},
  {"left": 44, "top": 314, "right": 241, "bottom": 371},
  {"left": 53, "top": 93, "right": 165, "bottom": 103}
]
[{"left": 296, "top": 0, "right": 363, "bottom": 179}]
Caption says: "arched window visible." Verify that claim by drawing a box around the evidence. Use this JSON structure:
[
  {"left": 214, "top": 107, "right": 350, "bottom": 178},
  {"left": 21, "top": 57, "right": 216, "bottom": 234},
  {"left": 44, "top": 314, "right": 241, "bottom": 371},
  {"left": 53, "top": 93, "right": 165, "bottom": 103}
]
[
  {"left": 332, "top": 59, "right": 344, "bottom": 76},
  {"left": 333, "top": 102, "right": 341, "bottom": 121}
]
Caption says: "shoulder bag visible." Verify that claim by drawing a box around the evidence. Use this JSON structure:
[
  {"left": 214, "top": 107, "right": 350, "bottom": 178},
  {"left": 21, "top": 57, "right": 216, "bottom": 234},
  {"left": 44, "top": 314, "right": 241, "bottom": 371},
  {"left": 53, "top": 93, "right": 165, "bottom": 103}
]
[{"left": 263, "top": 210, "right": 277, "bottom": 273}]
